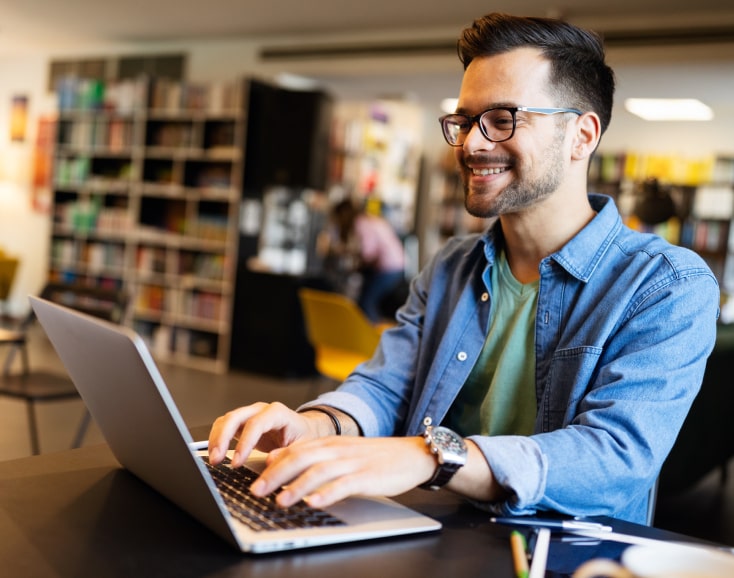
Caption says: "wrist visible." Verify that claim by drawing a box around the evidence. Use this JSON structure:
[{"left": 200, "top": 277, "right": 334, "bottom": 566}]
[
  {"left": 419, "top": 420, "right": 467, "bottom": 491},
  {"left": 296, "top": 406, "right": 342, "bottom": 436}
]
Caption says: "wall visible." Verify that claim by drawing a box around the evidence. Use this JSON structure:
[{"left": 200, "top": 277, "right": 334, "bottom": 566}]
[{"left": 0, "top": 53, "right": 55, "bottom": 317}]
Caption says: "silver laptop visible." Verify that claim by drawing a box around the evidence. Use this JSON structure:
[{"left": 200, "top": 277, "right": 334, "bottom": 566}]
[{"left": 30, "top": 296, "right": 440, "bottom": 553}]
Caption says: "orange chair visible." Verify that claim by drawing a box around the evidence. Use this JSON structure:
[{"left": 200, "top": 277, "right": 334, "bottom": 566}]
[{"left": 298, "top": 288, "right": 382, "bottom": 383}]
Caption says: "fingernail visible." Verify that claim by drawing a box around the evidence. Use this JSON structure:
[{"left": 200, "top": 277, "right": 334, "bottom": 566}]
[
  {"left": 251, "top": 479, "right": 265, "bottom": 496},
  {"left": 277, "top": 490, "right": 294, "bottom": 508},
  {"left": 304, "top": 493, "right": 322, "bottom": 507},
  {"left": 209, "top": 447, "right": 219, "bottom": 463}
]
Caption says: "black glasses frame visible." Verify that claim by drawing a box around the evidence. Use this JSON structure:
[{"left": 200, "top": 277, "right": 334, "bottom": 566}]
[{"left": 439, "top": 106, "right": 583, "bottom": 147}]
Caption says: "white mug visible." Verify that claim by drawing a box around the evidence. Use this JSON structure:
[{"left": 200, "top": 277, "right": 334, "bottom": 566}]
[{"left": 573, "top": 543, "right": 734, "bottom": 578}]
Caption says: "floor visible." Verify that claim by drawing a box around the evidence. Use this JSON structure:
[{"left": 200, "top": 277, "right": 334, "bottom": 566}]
[{"left": 2, "top": 324, "right": 733, "bottom": 548}]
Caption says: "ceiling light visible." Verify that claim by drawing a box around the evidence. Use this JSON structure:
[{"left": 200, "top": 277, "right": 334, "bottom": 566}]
[
  {"left": 624, "top": 98, "right": 713, "bottom": 121},
  {"left": 274, "top": 73, "right": 321, "bottom": 91}
]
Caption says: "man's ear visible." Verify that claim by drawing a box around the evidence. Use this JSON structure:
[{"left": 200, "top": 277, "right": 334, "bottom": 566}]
[{"left": 571, "top": 112, "right": 601, "bottom": 160}]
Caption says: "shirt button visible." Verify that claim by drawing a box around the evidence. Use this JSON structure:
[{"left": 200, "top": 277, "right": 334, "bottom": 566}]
[
  {"left": 481, "top": 292, "right": 489, "bottom": 302},
  {"left": 457, "top": 351, "right": 468, "bottom": 361}
]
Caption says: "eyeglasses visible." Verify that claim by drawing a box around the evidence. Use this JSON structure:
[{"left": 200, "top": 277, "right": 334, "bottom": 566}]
[{"left": 439, "top": 106, "right": 583, "bottom": 147}]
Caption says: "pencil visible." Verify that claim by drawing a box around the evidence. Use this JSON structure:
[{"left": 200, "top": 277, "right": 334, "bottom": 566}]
[{"left": 510, "top": 530, "right": 529, "bottom": 578}]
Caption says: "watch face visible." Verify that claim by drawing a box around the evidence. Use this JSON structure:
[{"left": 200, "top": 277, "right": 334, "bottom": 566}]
[
  {"left": 432, "top": 427, "right": 467, "bottom": 456},
  {"left": 420, "top": 426, "right": 467, "bottom": 489}
]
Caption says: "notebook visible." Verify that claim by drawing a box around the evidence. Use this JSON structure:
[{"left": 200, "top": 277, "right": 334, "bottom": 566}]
[{"left": 29, "top": 296, "right": 441, "bottom": 553}]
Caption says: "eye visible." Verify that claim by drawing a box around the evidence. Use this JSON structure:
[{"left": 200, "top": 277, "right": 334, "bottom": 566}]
[
  {"left": 450, "top": 116, "right": 472, "bottom": 130},
  {"left": 483, "top": 109, "right": 515, "bottom": 131}
]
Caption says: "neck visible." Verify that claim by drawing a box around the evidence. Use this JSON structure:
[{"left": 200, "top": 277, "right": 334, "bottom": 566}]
[{"left": 499, "top": 190, "right": 595, "bottom": 284}]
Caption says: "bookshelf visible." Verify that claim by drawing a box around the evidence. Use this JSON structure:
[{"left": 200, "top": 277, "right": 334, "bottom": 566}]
[
  {"left": 590, "top": 152, "right": 734, "bottom": 293},
  {"left": 328, "top": 99, "right": 423, "bottom": 236},
  {"left": 49, "top": 76, "right": 248, "bottom": 373}
]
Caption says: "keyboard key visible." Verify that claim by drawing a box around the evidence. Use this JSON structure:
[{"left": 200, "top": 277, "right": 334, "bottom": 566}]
[{"left": 203, "top": 457, "right": 346, "bottom": 532}]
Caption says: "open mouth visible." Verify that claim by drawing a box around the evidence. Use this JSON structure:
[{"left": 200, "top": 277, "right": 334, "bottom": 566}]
[{"left": 471, "top": 167, "right": 509, "bottom": 176}]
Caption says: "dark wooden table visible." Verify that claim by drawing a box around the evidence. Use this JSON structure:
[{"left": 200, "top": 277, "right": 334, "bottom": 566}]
[{"left": 0, "top": 437, "right": 716, "bottom": 578}]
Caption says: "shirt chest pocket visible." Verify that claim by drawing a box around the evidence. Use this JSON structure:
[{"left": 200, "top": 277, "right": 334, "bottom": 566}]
[{"left": 539, "top": 346, "right": 603, "bottom": 431}]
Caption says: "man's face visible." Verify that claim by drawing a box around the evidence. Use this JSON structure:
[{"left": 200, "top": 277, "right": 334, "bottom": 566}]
[{"left": 454, "top": 47, "right": 573, "bottom": 219}]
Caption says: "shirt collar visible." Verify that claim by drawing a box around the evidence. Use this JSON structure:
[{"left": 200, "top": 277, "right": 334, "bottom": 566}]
[
  {"left": 551, "top": 194, "right": 622, "bottom": 282},
  {"left": 479, "top": 194, "right": 622, "bottom": 282}
]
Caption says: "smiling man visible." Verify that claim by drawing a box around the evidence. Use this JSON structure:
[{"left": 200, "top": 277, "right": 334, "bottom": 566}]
[{"left": 209, "top": 13, "right": 720, "bottom": 525}]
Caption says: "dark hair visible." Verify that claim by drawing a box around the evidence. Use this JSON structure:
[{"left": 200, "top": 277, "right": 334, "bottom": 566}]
[
  {"left": 457, "top": 13, "right": 615, "bottom": 135},
  {"left": 331, "top": 199, "right": 359, "bottom": 242}
]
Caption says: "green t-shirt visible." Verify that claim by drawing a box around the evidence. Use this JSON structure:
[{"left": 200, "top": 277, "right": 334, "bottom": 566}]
[{"left": 445, "top": 250, "right": 538, "bottom": 437}]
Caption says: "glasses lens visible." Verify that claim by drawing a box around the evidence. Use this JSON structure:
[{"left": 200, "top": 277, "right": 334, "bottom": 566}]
[
  {"left": 440, "top": 108, "right": 517, "bottom": 146},
  {"left": 480, "top": 108, "right": 515, "bottom": 143},
  {"left": 441, "top": 115, "right": 469, "bottom": 146}
]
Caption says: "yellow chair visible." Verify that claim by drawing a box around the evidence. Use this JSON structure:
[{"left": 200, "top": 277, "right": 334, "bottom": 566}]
[
  {"left": 298, "top": 288, "right": 382, "bottom": 383},
  {"left": 0, "top": 252, "right": 19, "bottom": 318},
  {"left": 0, "top": 253, "right": 25, "bottom": 373}
]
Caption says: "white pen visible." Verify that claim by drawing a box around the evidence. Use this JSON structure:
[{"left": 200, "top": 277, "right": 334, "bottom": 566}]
[
  {"left": 490, "top": 517, "right": 613, "bottom": 533},
  {"left": 528, "top": 528, "right": 551, "bottom": 578}
]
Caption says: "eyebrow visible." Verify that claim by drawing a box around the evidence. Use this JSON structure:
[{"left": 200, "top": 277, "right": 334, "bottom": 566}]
[{"left": 454, "top": 102, "right": 519, "bottom": 115}]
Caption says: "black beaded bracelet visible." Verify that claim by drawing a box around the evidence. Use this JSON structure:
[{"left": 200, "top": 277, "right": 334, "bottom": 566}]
[{"left": 297, "top": 406, "right": 342, "bottom": 436}]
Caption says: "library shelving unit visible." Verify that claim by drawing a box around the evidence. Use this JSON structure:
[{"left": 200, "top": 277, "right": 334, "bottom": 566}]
[
  {"left": 328, "top": 99, "right": 423, "bottom": 236},
  {"left": 589, "top": 152, "right": 734, "bottom": 293},
  {"left": 49, "top": 76, "right": 248, "bottom": 373}
]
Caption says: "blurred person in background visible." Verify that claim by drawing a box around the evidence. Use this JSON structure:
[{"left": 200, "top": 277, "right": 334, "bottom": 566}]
[{"left": 321, "top": 198, "right": 405, "bottom": 322}]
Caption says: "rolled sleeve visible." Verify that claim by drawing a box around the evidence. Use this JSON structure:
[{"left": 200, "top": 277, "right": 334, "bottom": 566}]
[{"left": 468, "top": 435, "right": 548, "bottom": 515}]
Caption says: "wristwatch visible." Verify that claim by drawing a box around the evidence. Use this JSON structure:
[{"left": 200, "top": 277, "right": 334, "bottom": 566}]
[{"left": 419, "top": 419, "right": 467, "bottom": 491}]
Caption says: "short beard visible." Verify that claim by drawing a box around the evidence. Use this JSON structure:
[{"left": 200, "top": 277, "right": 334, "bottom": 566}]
[{"left": 463, "top": 128, "right": 567, "bottom": 219}]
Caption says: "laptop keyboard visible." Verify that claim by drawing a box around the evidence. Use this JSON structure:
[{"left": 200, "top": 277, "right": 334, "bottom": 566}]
[{"left": 204, "top": 457, "right": 346, "bottom": 532}]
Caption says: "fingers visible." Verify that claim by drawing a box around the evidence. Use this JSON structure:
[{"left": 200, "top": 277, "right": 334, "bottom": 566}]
[
  {"left": 207, "top": 402, "right": 303, "bottom": 466},
  {"left": 208, "top": 404, "right": 261, "bottom": 465},
  {"left": 252, "top": 439, "right": 355, "bottom": 506},
  {"left": 209, "top": 409, "right": 435, "bottom": 510},
  {"left": 252, "top": 437, "right": 431, "bottom": 509}
]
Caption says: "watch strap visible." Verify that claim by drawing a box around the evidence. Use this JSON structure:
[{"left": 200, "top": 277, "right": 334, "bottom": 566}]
[{"left": 419, "top": 461, "right": 461, "bottom": 491}]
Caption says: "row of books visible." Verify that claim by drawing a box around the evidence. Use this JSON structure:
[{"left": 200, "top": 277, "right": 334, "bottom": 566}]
[
  {"left": 56, "top": 160, "right": 234, "bottom": 191},
  {"left": 137, "top": 246, "right": 227, "bottom": 280},
  {"left": 626, "top": 213, "right": 731, "bottom": 254},
  {"left": 56, "top": 76, "right": 246, "bottom": 114},
  {"left": 54, "top": 199, "right": 131, "bottom": 234},
  {"left": 55, "top": 157, "right": 135, "bottom": 185},
  {"left": 53, "top": 236, "right": 230, "bottom": 285},
  {"left": 147, "top": 78, "right": 246, "bottom": 113},
  {"left": 135, "top": 283, "right": 223, "bottom": 321},
  {"left": 55, "top": 157, "right": 92, "bottom": 185},
  {"left": 58, "top": 118, "right": 239, "bottom": 153},
  {"left": 148, "top": 122, "right": 193, "bottom": 148},
  {"left": 57, "top": 77, "right": 149, "bottom": 114},
  {"left": 48, "top": 269, "right": 123, "bottom": 291},
  {"left": 135, "top": 322, "right": 219, "bottom": 359},
  {"left": 679, "top": 219, "right": 731, "bottom": 253},
  {"left": 590, "top": 153, "right": 734, "bottom": 187},
  {"left": 51, "top": 239, "right": 125, "bottom": 270},
  {"left": 58, "top": 117, "right": 136, "bottom": 151}
]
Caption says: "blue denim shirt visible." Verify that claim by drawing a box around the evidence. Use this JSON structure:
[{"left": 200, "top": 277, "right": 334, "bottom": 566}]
[{"left": 303, "top": 194, "right": 720, "bottom": 524}]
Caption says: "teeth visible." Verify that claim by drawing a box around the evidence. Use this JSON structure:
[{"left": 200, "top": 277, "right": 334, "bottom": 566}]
[{"left": 472, "top": 167, "right": 506, "bottom": 176}]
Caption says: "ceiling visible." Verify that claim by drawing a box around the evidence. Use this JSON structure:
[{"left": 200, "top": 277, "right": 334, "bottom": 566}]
[
  {"left": 2, "top": 1, "right": 734, "bottom": 50},
  {"left": 3, "top": 1, "right": 734, "bottom": 136}
]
